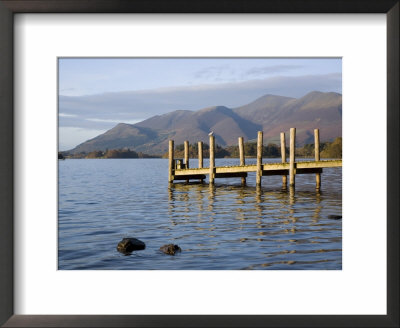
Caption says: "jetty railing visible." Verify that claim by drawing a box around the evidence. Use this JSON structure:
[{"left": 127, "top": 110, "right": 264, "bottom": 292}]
[{"left": 168, "top": 128, "right": 342, "bottom": 189}]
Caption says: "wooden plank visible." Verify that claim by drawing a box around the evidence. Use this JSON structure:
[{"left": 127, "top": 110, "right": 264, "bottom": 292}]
[
  {"left": 174, "top": 161, "right": 340, "bottom": 176},
  {"left": 174, "top": 174, "right": 207, "bottom": 180},
  {"left": 297, "top": 160, "right": 342, "bottom": 168},
  {"left": 175, "top": 168, "right": 209, "bottom": 175},
  {"left": 296, "top": 168, "right": 323, "bottom": 174},
  {"left": 263, "top": 168, "right": 323, "bottom": 176},
  {"left": 262, "top": 160, "right": 341, "bottom": 170},
  {"left": 262, "top": 163, "right": 290, "bottom": 170},
  {"left": 216, "top": 165, "right": 257, "bottom": 173},
  {"left": 215, "top": 172, "right": 248, "bottom": 178},
  {"left": 262, "top": 169, "right": 288, "bottom": 176}
]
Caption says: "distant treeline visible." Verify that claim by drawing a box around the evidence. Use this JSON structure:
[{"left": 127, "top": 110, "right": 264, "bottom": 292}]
[
  {"left": 59, "top": 137, "right": 341, "bottom": 160},
  {"left": 164, "top": 142, "right": 282, "bottom": 159},
  {"left": 296, "top": 137, "right": 342, "bottom": 158},
  {"left": 59, "top": 148, "right": 160, "bottom": 159},
  {"left": 162, "top": 137, "right": 342, "bottom": 159}
]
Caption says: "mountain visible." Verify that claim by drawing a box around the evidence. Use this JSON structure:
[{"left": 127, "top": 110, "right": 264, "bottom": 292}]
[
  {"left": 136, "top": 105, "right": 262, "bottom": 145},
  {"left": 233, "top": 94, "right": 295, "bottom": 121},
  {"left": 234, "top": 91, "right": 342, "bottom": 144},
  {"left": 69, "top": 91, "right": 342, "bottom": 155}
]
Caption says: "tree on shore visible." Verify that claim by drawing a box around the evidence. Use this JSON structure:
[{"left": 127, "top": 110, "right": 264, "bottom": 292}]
[
  {"left": 66, "top": 137, "right": 342, "bottom": 160},
  {"left": 321, "top": 137, "right": 342, "bottom": 158}
]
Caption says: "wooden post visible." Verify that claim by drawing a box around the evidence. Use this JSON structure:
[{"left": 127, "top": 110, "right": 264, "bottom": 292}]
[
  {"left": 280, "top": 132, "right": 287, "bottom": 188},
  {"left": 184, "top": 140, "right": 189, "bottom": 169},
  {"left": 209, "top": 135, "right": 215, "bottom": 184},
  {"left": 198, "top": 141, "right": 204, "bottom": 183},
  {"left": 168, "top": 140, "right": 174, "bottom": 183},
  {"left": 184, "top": 140, "right": 189, "bottom": 183},
  {"left": 314, "top": 128, "right": 321, "bottom": 189},
  {"left": 256, "top": 131, "right": 263, "bottom": 186},
  {"left": 238, "top": 137, "right": 246, "bottom": 185},
  {"left": 198, "top": 141, "right": 203, "bottom": 168},
  {"left": 289, "top": 128, "right": 296, "bottom": 187}
]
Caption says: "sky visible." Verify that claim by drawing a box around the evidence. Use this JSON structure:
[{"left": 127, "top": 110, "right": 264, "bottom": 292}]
[{"left": 58, "top": 58, "right": 342, "bottom": 150}]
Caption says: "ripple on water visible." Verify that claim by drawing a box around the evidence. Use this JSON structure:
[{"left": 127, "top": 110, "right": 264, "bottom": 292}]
[{"left": 58, "top": 159, "right": 342, "bottom": 270}]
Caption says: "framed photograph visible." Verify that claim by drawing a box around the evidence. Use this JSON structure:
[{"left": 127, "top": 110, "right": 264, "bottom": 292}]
[{"left": 0, "top": 1, "right": 398, "bottom": 327}]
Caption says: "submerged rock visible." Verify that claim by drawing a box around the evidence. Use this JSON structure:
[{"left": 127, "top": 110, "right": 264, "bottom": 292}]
[
  {"left": 160, "top": 244, "right": 181, "bottom": 256},
  {"left": 117, "top": 238, "right": 146, "bottom": 253},
  {"left": 328, "top": 215, "right": 342, "bottom": 220}
]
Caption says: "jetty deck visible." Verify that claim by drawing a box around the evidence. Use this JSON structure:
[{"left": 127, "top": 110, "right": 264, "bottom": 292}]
[{"left": 168, "top": 128, "right": 342, "bottom": 189}]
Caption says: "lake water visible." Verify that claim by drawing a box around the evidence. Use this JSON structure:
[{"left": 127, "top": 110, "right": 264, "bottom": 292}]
[{"left": 58, "top": 158, "right": 342, "bottom": 270}]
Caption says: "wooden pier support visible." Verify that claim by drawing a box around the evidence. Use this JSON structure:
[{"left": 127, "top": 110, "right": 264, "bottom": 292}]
[
  {"left": 184, "top": 140, "right": 189, "bottom": 183},
  {"left": 314, "top": 129, "right": 321, "bottom": 189},
  {"left": 256, "top": 131, "right": 263, "bottom": 186},
  {"left": 168, "top": 140, "right": 174, "bottom": 183},
  {"left": 168, "top": 127, "right": 341, "bottom": 187},
  {"left": 184, "top": 140, "right": 189, "bottom": 169},
  {"left": 198, "top": 141, "right": 203, "bottom": 168},
  {"left": 289, "top": 128, "right": 296, "bottom": 187},
  {"left": 280, "top": 132, "right": 287, "bottom": 188},
  {"left": 198, "top": 141, "right": 204, "bottom": 183},
  {"left": 238, "top": 137, "right": 246, "bottom": 185},
  {"left": 209, "top": 135, "right": 215, "bottom": 184}
]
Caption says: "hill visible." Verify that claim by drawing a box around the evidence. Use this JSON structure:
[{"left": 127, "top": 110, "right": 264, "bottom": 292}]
[
  {"left": 233, "top": 91, "right": 341, "bottom": 144},
  {"left": 68, "top": 91, "right": 342, "bottom": 155}
]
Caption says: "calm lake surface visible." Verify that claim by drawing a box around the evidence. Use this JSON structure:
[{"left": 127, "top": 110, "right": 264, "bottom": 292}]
[{"left": 58, "top": 158, "right": 342, "bottom": 270}]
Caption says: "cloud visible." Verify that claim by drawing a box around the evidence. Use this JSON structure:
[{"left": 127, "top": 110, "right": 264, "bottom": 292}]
[
  {"left": 59, "top": 116, "right": 114, "bottom": 130},
  {"left": 59, "top": 113, "right": 77, "bottom": 118},
  {"left": 194, "top": 65, "right": 232, "bottom": 79},
  {"left": 86, "top": 118, "right": 143, "bottom": 124},
  {"left": 59, "top": 88, "right": 77, "bottom": 93},
  {"left": 245, "top": 65, "right": 303, "bottom": 76},
  {"left": 193, "top": 64, "right": 303, "bottom": 82},
  {"left": 59, "top": 73, "right": 341, "bottom": 132}
]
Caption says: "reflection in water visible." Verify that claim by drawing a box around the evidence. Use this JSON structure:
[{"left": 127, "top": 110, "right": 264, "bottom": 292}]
[
  {"left": 312, "top": 191, "right": 322, "bottom": 223},
  {"left": 59, "top": 159, "right": 341, "bottom": 270},
  {"left": 255, "top": 186, "right": 263, "bottom": 220},
  {"left": 208, "top": 183, "right": 216, "bottom": 215},
  {"left": 288, "top": 186, "right": 297, "bottom": 223},
  {"left": 167, "top": 178, "right": 341, "bottom": 269},
  {"left": 235, "top": 188, "right": 247, "bottom": 222}
]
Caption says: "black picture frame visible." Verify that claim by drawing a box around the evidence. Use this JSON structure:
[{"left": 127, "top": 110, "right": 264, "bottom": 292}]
[{"left": 0, "top": 1, "right": 398, "bottom": 327}]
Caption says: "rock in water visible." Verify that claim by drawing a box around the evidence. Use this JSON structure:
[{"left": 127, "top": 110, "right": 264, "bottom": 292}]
[
  {"left": 117, "top": 238, "right": 146, "bottom": 253},
  {"left": 160, "top": 244, "right": 181, "bottom": 256},
  {"left": 328, "top": 215, "right": 342, "bottom": 220}
]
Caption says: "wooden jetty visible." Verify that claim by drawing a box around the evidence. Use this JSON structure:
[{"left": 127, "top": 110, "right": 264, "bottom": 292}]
[{"left": 168, "top": 128, "right": 342, "bottom": 189}]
